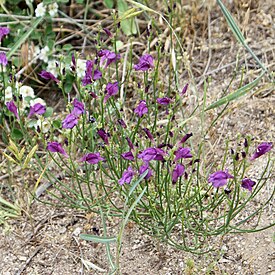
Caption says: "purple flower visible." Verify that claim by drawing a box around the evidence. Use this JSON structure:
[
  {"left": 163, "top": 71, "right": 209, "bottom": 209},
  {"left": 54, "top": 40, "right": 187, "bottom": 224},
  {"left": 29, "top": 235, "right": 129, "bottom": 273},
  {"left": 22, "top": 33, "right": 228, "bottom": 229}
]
[
  {"left": 28, "top": 103, "right": 46, "bottom": 118},
  {"left": 174, "top": 147, "right": 192, "bottom": 161},
  {"left": 103, "top": 28, "right": 112, "bottom": 37},
  {"left": 180, "top": 83, "right": 188, "bottom": 96},
  {"left": 179, "top": 133, "right": 193, "bottom": 144},
  {"left": 118, "top": 119, "right": 127, "bottom": 128},
  {"left": 157, "top": 97, "right": 172, "bottom": 105},
  {"left": 72, "top": 98, "right": 85, "bottom": 116},
  {"left": 134, "top": 100, "right": 148, "bottom": 117},
  {"left": 250, "top": 142, "right": 272, "bottom": 161},
  {"left": 143, "top": 128, "right": 154, "bottom": 141},
  {"left": 71, "top": 54, "right": 76, "bottom": 71},
  {"left": 79, "top": 152, "right": 105, "bottom": 164},
  {"left": 133, "top": 54, "right": 154, "bottom": 71},
  {"left": 39, "top": 70, "right": 60, "bottom": 83},
  {"left": 104, "top": 82, "right": 119, "bottom": 103},
  {"left": 118, "top": 166, "right": 135, "bottom": 185},
  {"left": 46, "top": 142, "right": 68, "bottom": 157},
  {"left": 139, "top": 164, "right": 153, "bottom": 180},
  {"left": 241, "top": 178, "right": 256, "bottom": 192},
  {"left": 6, "top": 101, "right": 19, "bottom": 119},
  {"left": 0, "top": 52, "right": 8, "bottom": 66},
  {"left": 62, "top": 113, "right": 79, "bottom": 129},
  {"left": 121, "top": 151, "right": 134, "bottom": 161},
  {"left": 82, "top": 60, "right": 102, "bottom": 86},
  {"left": 98, "top": 49, "right": 120, "bottom": 68},
  {"left": 97, "top": 129, "right": 109, "bottom": 145},
  {"left": 208, "top": 170, "right": 234, "bottom": 188},
  {"left": 126, "top": 137, "right": 134, "bottom": 150},
  {"left": 172, "top": 164, "right": 185, "bottom": 184},
  {"left": 0, "top": 27, "right": 9, "bottom": 41},
  {"left": 138, "top": 147, "right": 166, "bottom": 162}
]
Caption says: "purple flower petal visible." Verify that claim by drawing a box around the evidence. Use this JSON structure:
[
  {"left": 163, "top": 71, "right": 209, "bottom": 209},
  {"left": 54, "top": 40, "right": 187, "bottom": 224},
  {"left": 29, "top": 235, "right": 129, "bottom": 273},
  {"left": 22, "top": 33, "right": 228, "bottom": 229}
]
[
  {"left": 28, "top": 103, "right": 46, "bottom": 118},
  {"left": 241, "top": 178, "right": 256, "bottom": 192},
  {"left": 118, "top": 166, "right": 135, "bottom": 185},
  {"left": 138, "top": 147, "right": 166, "bottom": 162},
  {"left": 46, "top": 141, "right": 68, "bottom": 157},
  {"left": 143, "top": 128, "right": 154, "bottom": 141},
  {"left": 0, "top": 27, "right": 10, "bottom": 41},
  {"left": 179, "top": 133, "right": 193, "bottom": 144},
  {"left": 172, "top": 164, "right": 185, "bottom": 183},
  {"left": 174, "top": 147, "right": 192, "bottom": 162},
  {"left": 97, "top": 129, "right": 109, "bottom": 145},
  {"left": 121, "top": 151, "right": 134, "bottom": 161},
  {"left": 208, "top": 170, "right": 234, "bottom": 188},
  {"left": 250, "top": 142, "right": 272, "bottom": 161},
  {"left": 104, "top": 82, "right": 119, "bottom": 103},
  {"left": 82, "top": 60, "right": 102, "bottom": 86},
  {"left": 98, "top": 49, "right": 120, "bottom": 68},
  {"left": 39, "top": 70, "right": 60, "bottom": 83},
  {"left": 180, "top": 83, "right": 188, "bottom": 96},
  {"left": 62, "top": 113, "right": 79, "bottom": 129},
  {"left": 133, "top": 54, "right": 154, "bottom": 71},
  {"left": 6, "top": 101, "right": 19, "bottom": 119},
  {"left": 0, "top": 52, "right": 8, "bottom": 66},
  {"left": 72, "top": 98, "right": 85, "bottom": 116},
  {"left": 79, "top": 152, "right": 105, "bottom": 164},
  {"left": 157, "top": 97, "right": 172, "bottom": 105},
  {"left": 139, "top": 164, "right": 153, "bottom": 180},
  {"left": 134, "top": 100, "right": 148, "bottom": 117}
]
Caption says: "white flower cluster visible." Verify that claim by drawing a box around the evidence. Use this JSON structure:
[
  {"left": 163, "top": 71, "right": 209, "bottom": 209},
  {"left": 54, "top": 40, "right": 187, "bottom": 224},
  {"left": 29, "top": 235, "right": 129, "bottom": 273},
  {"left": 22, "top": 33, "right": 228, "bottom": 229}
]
[{"left": 35, "top": 2, "right": 58, "bottom": 18}]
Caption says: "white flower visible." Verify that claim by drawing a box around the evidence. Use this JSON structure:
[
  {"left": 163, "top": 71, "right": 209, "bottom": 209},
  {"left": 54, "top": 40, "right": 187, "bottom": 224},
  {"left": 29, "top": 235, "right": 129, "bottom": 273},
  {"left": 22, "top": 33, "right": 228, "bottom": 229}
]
[
  {"left": 76, "top": 59, "right": 87, "bottom": 78},
  {"left": 4, "top": 86, "right": 13, "bottom": 103},
  {"left": 35, "top": 3, "right": 46, "bottom": 17},
  {"left": 30, "top": 97, "right": 46, "bottom": 107},
  {"left": 19, "top": 85, "right": 35, "bottom": 98},
  {"left": 48, "top": 3, "right": 58, "bottom": 17},
  {"left": 47, "top": 60, "right": 59, "bottom": 77},
  {"left": 39, "top": 46, "right": 50, "bottom": 63},
  {"left": 35, "top": 118, "right": 51, "bottom": 133}
]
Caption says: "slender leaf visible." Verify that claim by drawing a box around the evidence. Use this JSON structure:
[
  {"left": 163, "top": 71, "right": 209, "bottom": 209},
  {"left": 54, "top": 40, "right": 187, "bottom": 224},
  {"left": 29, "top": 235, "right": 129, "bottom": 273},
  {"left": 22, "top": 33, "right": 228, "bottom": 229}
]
[
  {"left": 7, "top": 17, "right": 44, "bottom": 59},
  {"left": 217, "top": 0, "right": 267, "bottom": 72},
  {"left": 80, "top": 234, "right": 117, "bottom": 243},
  {"left": 205, "top": 70, "right": 265, "bottom": 111}
]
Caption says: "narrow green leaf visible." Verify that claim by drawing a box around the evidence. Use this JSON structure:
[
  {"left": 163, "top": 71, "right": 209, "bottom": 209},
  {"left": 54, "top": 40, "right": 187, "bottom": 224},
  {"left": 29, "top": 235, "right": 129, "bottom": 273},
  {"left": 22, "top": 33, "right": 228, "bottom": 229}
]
[
  {"left": 80, "top": 234, "right": 117, "bottom": 243},
  {"left": 205, "top": 70, "right": 265, "bottom": 111},
  {"left": 7, "top": 17, "right": 44, "bottom": 59},
  {"left": 217, "top": 0, "right": 267, "bottom": 73}
]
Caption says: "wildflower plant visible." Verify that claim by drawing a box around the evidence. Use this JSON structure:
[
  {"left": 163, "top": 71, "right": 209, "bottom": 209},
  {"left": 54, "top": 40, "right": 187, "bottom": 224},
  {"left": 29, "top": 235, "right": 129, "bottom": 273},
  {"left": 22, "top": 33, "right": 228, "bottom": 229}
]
[{"left": 0, "top": 1, "right": 274, "bottom": 272}]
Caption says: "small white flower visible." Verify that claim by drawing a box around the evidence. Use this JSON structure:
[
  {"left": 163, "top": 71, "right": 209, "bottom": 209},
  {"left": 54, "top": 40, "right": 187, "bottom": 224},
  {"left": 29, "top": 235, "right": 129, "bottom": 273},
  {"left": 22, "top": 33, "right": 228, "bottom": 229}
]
[
  {"left": 30, "top": 97, "right": 46, "bottom": 107},
  {"left": 76, "top": 59, "right": 87, "bottom": 78},
  {"left": 36, "top": 118, "right": 51, "bottom": 133},
  {"left": 47, "top": 60, "right": 59, "bottom": 77},
  {"left": 4, "top": 86, "right": 13, "bottom": 103},
  {"left": 19, "top": 85, "right": 35, "bottom": 98},
  {"left": 35, "top": 3, "right": 46, "bottom": 17},
  {"left": 48, "top": 3, "right": 58, "bottom": 17},
  {"left": 39, "top": 46, "right": 50, "bottom": 63}
]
